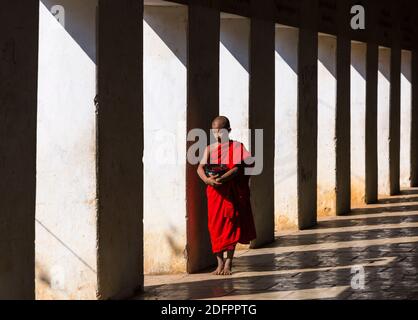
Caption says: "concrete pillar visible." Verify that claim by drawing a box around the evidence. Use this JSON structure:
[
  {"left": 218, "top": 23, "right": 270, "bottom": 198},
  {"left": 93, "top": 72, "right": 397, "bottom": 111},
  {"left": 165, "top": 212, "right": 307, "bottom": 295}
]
[
  {"left": 0, "top": 0, "right": 39, "bottom": 300},
  {"left": 400, "top": 50, "right": 412, "bottom": 188},
  {"left": 335, "top": 1, "right": 351, "bottom": 215},
  {"left": 275, "top": 25, "right": 299, "bottom": 230},
  {"left": 365, "top": 43, "right": 378, "bottom": 203},
  {"left": 297, "top": 0, "right": 318, "bottom": 229},
  {"left": 143, "top": 4, "right": 187, "bottom": 274},
  {"left": 351, "top": 42, "right": 367, "bottom": 206},
  {"left": 186, "top": 2, "right": 219, "bottom": 273},
  {"left": 97, "top": 0, "right": 143, "bottom": 299},
  {"left": 36, "top": 0, "right": 98, "bottom": 300},
  {"left": 248, "top": 16, "right": 275, "bottom": 247},
  {"left": 411, "top": 49, "right": 418, "bottom": 186},
  {"left": 377, "top": 47, "right": 392, "bottom": 197},
  {"left": 389, "top": 45, "right": 401, "bottom": 195},
  {"left": 317, "top": 34, "right": 337, "bottom": 217},
  {"left": 388, "top": 1, "right": 402, "bottom": 196},
  {"left": 219, "top": 14, "right": 250, "bottom": 147},
  {"left": 363, "top": 0, "right": 379, "bottom": 203}
]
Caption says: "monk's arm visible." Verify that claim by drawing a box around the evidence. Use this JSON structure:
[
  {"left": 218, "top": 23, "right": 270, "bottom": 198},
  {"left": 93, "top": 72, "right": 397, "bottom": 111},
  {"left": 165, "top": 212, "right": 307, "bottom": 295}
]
[
  {"left": 217, "top": 150, "right": 255, "bottom": 183},
  {"left": 197, "top": 146, "right": 222, "bottom": 186},
  {"left": 197, "top": 145, "right": 209, "bottom": 183},
  {"left": 216, "top": 167, "right": 239, "bottom": 183},
  {"left": 197, "top": 163, "right": 222, "bottom": 186},
  {"left": 197, "top": 163, "right": 209, "bottom": 183}
]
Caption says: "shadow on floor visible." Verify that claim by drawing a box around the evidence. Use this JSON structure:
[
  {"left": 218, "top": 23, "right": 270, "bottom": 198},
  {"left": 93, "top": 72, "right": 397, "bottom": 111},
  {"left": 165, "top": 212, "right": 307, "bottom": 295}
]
[{"left": 136, "top": 188, "right": 418, "bottom": 300}]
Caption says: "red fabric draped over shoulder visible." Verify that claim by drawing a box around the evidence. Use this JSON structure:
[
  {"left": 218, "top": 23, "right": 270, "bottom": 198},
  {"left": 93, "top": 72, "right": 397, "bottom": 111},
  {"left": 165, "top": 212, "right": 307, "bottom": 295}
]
[{"left": 206, "top": 140, "right": 257, "bottom": 253}]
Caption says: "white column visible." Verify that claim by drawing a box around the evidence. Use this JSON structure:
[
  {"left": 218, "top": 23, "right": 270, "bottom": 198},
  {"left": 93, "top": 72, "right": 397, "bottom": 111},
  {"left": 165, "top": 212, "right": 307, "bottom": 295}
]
[
  {"left": 377, "top": 47, "right": 392, "bottom": 197},
  {"left": 317, "top": 34, "right": 337, "bottom": 217},
  {"left": 275, "top": 25, "right": 299, "bottom": 230},
  {"left": 143, "top": 5, "right": 187, "bottom": 274},
  {"left": 219, "top": 13, "right": 250, "bottom": 147},
  {"left": 350, "top": 42, "right": 367, "bottom": 206},
  {"left": 400, "top": 50, "right": 412, "bottom": 188},
  {"left": 36, "top": 0, "right": 97, "bottom": 299}
]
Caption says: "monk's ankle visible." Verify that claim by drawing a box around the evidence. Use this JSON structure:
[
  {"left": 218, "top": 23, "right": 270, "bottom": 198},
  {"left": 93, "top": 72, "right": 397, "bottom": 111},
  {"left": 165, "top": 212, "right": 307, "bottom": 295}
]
[{"left": 222, "top": 259, "right": 233, "bottom": 275}]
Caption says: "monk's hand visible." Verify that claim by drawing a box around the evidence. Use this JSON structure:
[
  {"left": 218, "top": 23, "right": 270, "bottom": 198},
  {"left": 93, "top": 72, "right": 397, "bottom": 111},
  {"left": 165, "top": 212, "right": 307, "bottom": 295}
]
[{"left": 206, "top": 174, "right": 222, "bottom": 187}]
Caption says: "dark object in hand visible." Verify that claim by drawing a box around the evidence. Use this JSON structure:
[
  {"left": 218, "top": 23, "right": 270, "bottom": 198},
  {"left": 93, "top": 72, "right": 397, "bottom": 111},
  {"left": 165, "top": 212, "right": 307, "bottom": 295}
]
[{"left": 204, "top": 164, "right": 228, "bottom": 177}]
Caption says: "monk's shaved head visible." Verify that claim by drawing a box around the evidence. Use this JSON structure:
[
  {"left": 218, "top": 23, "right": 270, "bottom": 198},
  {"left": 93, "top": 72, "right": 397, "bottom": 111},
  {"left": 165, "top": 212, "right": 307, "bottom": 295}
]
[{"left": 212, "top": 116, "right": 231, "bottom": 130}]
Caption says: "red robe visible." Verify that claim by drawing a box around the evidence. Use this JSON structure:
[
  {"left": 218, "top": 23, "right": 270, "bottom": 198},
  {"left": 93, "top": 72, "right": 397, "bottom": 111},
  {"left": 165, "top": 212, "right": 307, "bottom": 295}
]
[{"left": 206, "top": 140, "right": 257, "bottom": 253}]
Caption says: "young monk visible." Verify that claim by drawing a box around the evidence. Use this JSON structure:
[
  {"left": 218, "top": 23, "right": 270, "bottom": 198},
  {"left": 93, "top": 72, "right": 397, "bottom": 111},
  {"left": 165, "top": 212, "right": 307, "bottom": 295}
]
[{"left": 197, "top": 116, "right": 257, "bottom": 275}]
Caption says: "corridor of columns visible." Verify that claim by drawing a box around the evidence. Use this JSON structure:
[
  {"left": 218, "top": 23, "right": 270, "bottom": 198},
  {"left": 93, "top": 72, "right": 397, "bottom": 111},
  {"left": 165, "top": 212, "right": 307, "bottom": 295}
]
[{"left": 1, "top": 0, "right": 418, "bottom": 300}]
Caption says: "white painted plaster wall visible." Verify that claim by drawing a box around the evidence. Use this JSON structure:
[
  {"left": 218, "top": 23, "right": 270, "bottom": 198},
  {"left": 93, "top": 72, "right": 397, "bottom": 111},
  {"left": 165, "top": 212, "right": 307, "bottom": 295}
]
[
  {"left": 400, "top": 50, "right": 412, "bottom": 188},
  {"left": 350, "top": 42, "right": 367, "bottom": 206},
  {"left": 317, "top": 34, "right": 337, "bottom": 217},
  {"left": 220, "top": 14, "right": 250, "bottom": 147},
  {"left": 377, "top": 47, "right": 391, "bottom": 196},
  {"left": 143, "top": 5, "right": 187, "bottom": 274},
  {"left": 36, "top": 0, "right": 98, "bottom": 299},
  {"left": 274, "top": 25, "right": 299, "bottom": 230}
]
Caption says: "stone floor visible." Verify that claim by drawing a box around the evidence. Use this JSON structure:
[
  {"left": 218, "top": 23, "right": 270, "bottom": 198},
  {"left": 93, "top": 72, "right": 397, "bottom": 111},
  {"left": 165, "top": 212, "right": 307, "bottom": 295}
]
[{"left": 135, "top": 188, "right": 418, "bottom": 300}]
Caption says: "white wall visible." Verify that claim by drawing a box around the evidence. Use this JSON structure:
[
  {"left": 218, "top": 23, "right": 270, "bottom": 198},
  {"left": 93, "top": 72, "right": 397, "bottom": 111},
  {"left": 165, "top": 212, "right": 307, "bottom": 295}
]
[
  {"left": 351, "top": 42, "right": 367, "bottom": 206},
  {"left": 317, "top": 34, "right": 337, "bottom": 217},
  {"left": 274, "top": 25, "right": 299, "bottom": 230},
  {"left": 36, "top": 0, "right": 98, "bottom": 299},
  {"left": 143, "top": 5, "right": 187, "bottom": 274},
  {"left": 377, "top": 47, "right": 391, "bottom": 197},
  {"left": 220, "top": 14, "right": 250, "bottom": 147},
  {"left": 400, "top": 50, "right": 412, "bottom": 188}
]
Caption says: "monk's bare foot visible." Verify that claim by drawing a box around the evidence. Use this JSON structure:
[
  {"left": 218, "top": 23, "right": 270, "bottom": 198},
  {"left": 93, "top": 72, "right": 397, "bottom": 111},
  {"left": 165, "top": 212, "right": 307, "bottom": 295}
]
[
  {"left": 212, "top": 264, "right": 224, "bottom": 275},
  {"left": 212, "top": 254, "right": 225, "bottom": 275},
  {"left": 222, "top": 259, "right": 232, "bottom": 275}
]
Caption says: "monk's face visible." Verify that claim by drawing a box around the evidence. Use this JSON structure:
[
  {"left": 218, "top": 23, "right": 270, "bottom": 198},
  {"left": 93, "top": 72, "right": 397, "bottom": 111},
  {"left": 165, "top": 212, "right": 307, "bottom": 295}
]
[{"left": 211, "top": 120, "right": 230, "bottom": 142}]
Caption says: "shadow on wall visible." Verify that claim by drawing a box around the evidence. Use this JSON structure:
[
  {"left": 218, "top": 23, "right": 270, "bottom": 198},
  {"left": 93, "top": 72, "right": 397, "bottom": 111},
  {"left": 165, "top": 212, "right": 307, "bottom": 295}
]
[
  {"left": 378, "top": 47, "right": 391, "bottom": 81},
  {"left": 166, "top": 225, "right": 186, "bottom": 257},
  {"left": 40, "top": 0, "right": 97, "bottom": 63},
  {"left": 318, "top": 34, "right": 336, "bottom": 78},
  {"left": 220, "top": 14, "right": 250, "bottom": 72},
  {"left": 351, "top": 44, "right": 367, "bottom": 79},
  {"left": 401, "top": 51, "right": 411, "bottom": 82},
  {"left": 275, "top": 26, "right": 298, "bottom": 74},
  {"left": 144, "top": 5, "right": 187, "bottom": 66}
]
